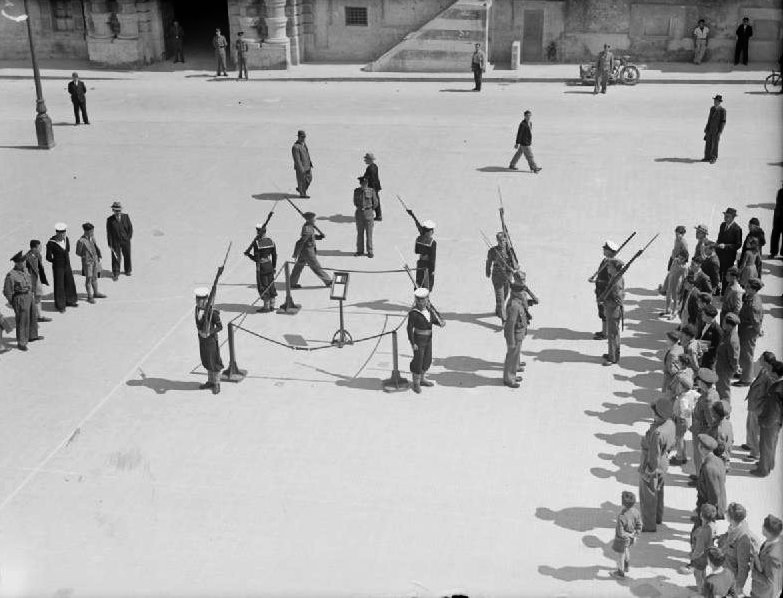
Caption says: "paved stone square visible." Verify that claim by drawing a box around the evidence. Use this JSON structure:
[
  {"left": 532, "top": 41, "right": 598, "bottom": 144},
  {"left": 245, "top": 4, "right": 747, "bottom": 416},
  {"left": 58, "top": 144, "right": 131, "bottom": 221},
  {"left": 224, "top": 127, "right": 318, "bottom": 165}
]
[{"left": 0, "top": 73, "right": 781, "bottom": 597}]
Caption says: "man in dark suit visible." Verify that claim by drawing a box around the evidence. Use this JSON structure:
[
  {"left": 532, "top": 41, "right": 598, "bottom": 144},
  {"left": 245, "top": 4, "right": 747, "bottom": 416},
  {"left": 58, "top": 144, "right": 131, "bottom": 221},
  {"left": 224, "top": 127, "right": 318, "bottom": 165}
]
[
  {"left": 292, "top": 130, "right": 313, "bottom": 198},
  {"left": 770, "top": 183, "right": 782, "bottom": 259},
  {"left": 171, "top": 20, "right": 185, "bottom": 63},
  {"left": 752, "top": 362, "right": 783, "bottom": 477},
  {"left": 67, "top": 72, "right": 88, "bottom": 125},
  {"left": 697, "top": 304, "right": 722, "bottom": 369},
  {"left": 363, "top": 152, "right": 382, "bottom": 221},
  {"left": 45, "top": 223, "right": 78, "bottom": 312},
  {"left": 734, "top": 17, "right": 753, "bottom": 66},
  {"left": 106, "top": 201, "right": 133, "bottom": 281},
  {"left": 716, "top": 207, "right": 743, "bottom": 286},
  {"left": 703, "top": 95, "right": 726, "bottom": 163},
  {"left": 508, "top": 110, "right": 541, "bottom": 173}
]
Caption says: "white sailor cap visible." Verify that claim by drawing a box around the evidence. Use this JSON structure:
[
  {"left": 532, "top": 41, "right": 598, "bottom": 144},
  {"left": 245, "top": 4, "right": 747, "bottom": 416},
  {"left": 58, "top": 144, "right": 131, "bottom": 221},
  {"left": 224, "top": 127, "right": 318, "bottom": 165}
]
[
  {"left": 194, "top": 287, "right": 210, "bottom": 298},
  {"left": 603, "top": 239, "right": 619, "bottom": 252},
  {"left": 54, "top": 222, "right": 67, "bottom": 231},
  {"left": 414, "top": 287, "right": 430, "bottom": 299},
  {"left": 421, "top": 220, "right": 436, "bottom": 230},
  {"left": 255, "top": 222, "right": 266, "bottom": 229}
]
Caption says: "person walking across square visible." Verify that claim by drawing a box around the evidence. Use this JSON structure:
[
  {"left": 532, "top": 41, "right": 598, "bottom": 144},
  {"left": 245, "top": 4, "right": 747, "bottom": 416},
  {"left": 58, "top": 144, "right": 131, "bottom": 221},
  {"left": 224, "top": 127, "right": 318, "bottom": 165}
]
[{"left": 509, "top": 110, "right": 541, "bottom": 173}]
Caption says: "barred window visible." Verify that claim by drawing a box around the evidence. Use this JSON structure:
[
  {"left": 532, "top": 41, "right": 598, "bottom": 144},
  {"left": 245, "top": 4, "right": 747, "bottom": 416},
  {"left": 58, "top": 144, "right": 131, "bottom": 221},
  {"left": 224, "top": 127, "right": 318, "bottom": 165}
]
[
  {"left": 52, "top": 0, "right": 75, "bottom": 31},
  {"left": 345, "top": 7, "right": 368, "bottom": 27}
]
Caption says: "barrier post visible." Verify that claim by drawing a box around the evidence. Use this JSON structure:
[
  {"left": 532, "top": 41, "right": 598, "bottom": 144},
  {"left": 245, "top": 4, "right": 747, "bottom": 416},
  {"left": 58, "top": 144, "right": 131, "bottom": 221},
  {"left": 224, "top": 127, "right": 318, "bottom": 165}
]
[
  {"left": 382, "top": 330, "right": 409, "bottom": 392},
  {"left": 276, "top": 261, "right": 301, "bottom": 314},
  {"left": 222, "top": 323, "right": 247, "bottom": 382}
]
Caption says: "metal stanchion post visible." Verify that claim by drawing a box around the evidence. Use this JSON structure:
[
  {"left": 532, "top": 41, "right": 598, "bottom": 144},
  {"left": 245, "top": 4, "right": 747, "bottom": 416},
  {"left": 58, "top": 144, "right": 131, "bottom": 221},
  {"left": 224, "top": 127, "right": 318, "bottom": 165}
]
[
  {"left": 222, "top": 323, "right": 247, "bottom": 382},
  {"left": 276, "top": 261, "right": 301, "bottom": 314},
  {"left": 382, "top": 330, "right": 409, "bottom": 392}
]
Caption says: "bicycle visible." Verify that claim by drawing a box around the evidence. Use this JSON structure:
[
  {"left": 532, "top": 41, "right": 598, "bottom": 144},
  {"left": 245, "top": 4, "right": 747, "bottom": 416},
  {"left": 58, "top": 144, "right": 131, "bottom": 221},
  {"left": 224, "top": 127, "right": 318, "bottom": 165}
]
[{"left": 764, "top": 70, "right": 781, "bottom": 93}]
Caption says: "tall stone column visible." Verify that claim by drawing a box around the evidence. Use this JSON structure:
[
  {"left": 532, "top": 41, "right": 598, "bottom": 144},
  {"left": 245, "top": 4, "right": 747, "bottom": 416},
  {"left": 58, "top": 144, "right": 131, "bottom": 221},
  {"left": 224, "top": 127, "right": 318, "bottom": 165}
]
[
  {"left": 116, "top": 0, "right": 140, "bottom": 40},
  {"left": 258, "top": 0, "right": 291, "bottom": 69}
]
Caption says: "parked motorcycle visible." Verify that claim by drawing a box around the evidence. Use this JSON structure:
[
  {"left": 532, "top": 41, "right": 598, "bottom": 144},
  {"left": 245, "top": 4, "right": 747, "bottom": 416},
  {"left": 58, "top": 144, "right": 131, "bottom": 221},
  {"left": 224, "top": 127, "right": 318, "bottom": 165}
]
[{"left": 579, "top": 55, "right": 641, "bottom": 86}]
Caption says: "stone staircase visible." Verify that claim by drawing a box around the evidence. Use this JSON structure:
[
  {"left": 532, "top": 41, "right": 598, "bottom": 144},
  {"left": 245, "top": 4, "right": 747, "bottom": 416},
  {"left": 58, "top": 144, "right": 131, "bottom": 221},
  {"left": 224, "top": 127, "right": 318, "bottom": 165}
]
[{"left": 365, "top": 0, "right": 490, "bottom": 72}]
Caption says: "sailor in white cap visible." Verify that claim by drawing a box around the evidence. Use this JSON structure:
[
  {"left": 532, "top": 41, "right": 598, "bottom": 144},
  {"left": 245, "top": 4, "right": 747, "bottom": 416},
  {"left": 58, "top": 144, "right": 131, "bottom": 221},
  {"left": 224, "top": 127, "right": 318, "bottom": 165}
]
[
  {"left": 406, "top": 286, "right": 444, "bottom": 393},
  {"left": 46, "top": 223, "right": 78, "bottom": 312},
  {"left": 195, "top": 287, "right": 223, "bottom": 394},
  {"left": 589, "top": 239, "right": 619, "bottom": 340},
  {"left": 244, "top": 223, "right": 277, "bottom": 312}
]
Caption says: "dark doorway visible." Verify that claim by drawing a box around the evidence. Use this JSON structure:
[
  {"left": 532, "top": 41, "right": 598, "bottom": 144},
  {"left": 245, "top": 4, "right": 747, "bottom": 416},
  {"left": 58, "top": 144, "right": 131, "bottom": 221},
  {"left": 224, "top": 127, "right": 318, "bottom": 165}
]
[
  {"left": 167, "top": 0, "right": 230, "bottom": 67},
  {"left": 522, "top": 9, "right": 544, "bottom": 62}
]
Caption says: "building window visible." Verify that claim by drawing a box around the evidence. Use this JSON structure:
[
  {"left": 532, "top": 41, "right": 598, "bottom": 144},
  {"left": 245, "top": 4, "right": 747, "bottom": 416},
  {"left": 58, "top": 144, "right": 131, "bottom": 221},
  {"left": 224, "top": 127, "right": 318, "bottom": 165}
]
[
  {"left": 51, "top": 0, "right": 75, "bottom": 32},
  {"left": 345, "top": 7, "right": 368, "bottom": 27}
]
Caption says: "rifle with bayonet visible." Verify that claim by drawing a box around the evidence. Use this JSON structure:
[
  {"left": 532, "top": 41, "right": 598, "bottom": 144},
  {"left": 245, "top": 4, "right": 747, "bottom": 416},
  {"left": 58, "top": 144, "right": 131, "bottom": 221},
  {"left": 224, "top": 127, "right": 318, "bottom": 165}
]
[
  {"left": 201, "top": 242, "right": 232, "bottom": 337},
  {"left": 497, "top": 186, "right": 520, "bottom": 272},
  {"left": 598, "top": 234, "right": 660, "bottom": 303},
  {"left": 244, "top": 203, "right": 278, "bottom": 259},
  {"left": 396, "top": 247, "right": 444, "bottom": 326},
  {"left": 396, "top": 194, "right": 425, "bottom": 233},
  {"left": 479, "top": 229, "right": 540, "bottom": 304},
  {"left": 588, "top": 231, "right": 637, "bottom": 283},
  {"left": 286, "top": 198, "right": 326, "bottom": 238}
]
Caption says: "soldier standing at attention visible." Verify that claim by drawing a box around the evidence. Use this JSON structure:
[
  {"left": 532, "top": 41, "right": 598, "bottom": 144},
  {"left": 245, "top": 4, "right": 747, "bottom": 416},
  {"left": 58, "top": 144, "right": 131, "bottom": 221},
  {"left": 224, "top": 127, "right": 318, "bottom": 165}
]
[
  {"left": 292, "top": 130, "right": 313, "bottom": 198},
  {"left": 290, "top": 212, "right": 332, "bottom": 289},
  {"left": 75, "top": 222, "right": 106, "bottom": 304},
  {"left": 407, "top": 287, "right": 444, "bottom": 394},
  {"left": 638, "top": 398, "right": 677, "bottom": 532},
  {"left": 212, "top": 28, "right": 228, "bottom": 77},
  {"left": 715, "top": 313, "right": 741, "bottom": 402},
  {"left": 702, "top": 95, "right": 726, "bottom": 164},
  {"left": 405, "top": 210, "right": 437, "bottom": 290},
  {"left": 486, "top": 232, "right": 516, "bottom": 322},
  {"left": 471, "top": 43, "right": 486, "bottom": 91},
  {"left": 45, "top": 223, "right": 78, "bottom": 313},
  {"left": 591, "top": 240, "right": 618, "bottom": 340},
  {"left": 3, "top": 251, "right": 43, "bottom": 351},
  {"left": 736, "top": 278, "right": 764, "bottom": 386},
  {"left": 244, "top": 224, "right": 277, "bottom": 313},
  {"left": 503, "top": 277, "right": 538, "bottom": 388},
  {"left": 235, "top": 31, "right": 249, "bottom": 80},
  {"left": 594, "top": 44, "right": 614, "bottom": 94},
  {"left": 602, "top": 257, "right": 624, "bottom": 366},
  {"left": 195, "top": 288, "right": 223, "bottom": 395},
  {"left": 24, "top": 240, "right": 51, "bottom": 323},
  {"left": 362, "top": 152, "right": 382, "bottom": 221},
  {"left": 353, "top": 176, "right": 379, "bottom": 258}
]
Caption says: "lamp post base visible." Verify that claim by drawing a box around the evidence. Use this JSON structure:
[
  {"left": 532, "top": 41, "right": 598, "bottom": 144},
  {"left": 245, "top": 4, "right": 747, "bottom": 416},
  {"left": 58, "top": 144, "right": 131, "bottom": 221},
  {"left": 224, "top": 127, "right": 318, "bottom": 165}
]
[{"left": 35, "top": 112, "right": 55, "bottom": 149}]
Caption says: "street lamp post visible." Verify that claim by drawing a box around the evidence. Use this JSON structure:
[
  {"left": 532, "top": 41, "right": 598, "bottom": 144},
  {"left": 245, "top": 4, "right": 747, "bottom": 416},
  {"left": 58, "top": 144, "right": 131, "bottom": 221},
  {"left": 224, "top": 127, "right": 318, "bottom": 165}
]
[{"left": 23, "top": 0, "right": 55, "bottom": 149}]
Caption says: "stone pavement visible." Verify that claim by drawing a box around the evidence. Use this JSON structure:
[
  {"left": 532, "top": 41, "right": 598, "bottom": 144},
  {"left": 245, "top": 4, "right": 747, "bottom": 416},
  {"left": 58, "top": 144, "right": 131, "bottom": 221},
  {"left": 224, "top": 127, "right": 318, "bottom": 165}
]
[{"left": 0, "top": 76, "right": 780, "bottom": 596}]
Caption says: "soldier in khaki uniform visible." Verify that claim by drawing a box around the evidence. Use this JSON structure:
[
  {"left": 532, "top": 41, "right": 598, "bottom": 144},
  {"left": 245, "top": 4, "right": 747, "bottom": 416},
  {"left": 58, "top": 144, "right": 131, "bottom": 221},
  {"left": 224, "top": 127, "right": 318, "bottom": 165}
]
[
  {"left": 195, "top": 288, "right": 223, "bottom": 395},
  {"left": 594, "top": 43, "right": 614, "bottom": 94},
  {"left": 290, "top": 212, "right": 332, "bottom": 288},
  {"left": 590, "top": 240, "right": 618, "bottom": 340},
  {"left": 486, "top": 232, "right": 516, "bottom": 322},
  {"left": 353, "top": 176, "right": 379, "bottom": 258},
  {"left": 602, "top": 257, "right": 625, "bottom": 365},
  {"left": 24, "top": 240, "right": 51, "bottom": 323},
  {"left": 503, "top": 276, "right": 538, "bottom": 388},
  {"left": 75, "top": 222, "right": 106, "bottom": 304},
  {"left": 639, "top": 397, "right": 677, "bottom": 532},
  {"left": 3, "top": 251, "right": 43, "bottom": 351}
]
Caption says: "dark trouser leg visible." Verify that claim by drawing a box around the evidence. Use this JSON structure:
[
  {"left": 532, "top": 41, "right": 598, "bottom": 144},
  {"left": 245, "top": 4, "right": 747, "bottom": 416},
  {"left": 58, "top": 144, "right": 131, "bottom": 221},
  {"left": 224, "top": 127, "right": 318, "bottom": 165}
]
[
  {"left": 473, "top": 67, "right": 482, "bottom": 90},
  {"left": 746, "top": 410, "right": 760, "bottom": 458},
  {"left": 53, "top": 267, "right": 65, "bottom": 310},
  {"left": 716, "top": 371, "right": 732, "bottom": 402},
  {"left": 503, "top": 339, "right": 522, "bottom": 384},
  {"left": 522, "top": 146, "right": 539, "bottom": 170},
  {"left": 306, "top": 254, "right": 332, "bottom": 286},
  {"left": 770, "top": 223, "right": 782, "bottom": 257},
  {"left": 289, "top": 256, "right": 306, "bottom": 285},
  {"left": 79, "top": 102, "right": 89, "bottom": 124},
  {"left": 692, "top": 431, "right": 703, "bottom": 474},
  {"left": 64, "top": 267, "right": 78, "bottom": 304},
  {"left": 509, "top": 145, "right": 525, "bottom": 168},
  {"left": 356, "top": 219, "right": 366, "bottom": 254},
  {"left": 13, "top": 294, "right": 32, "bottom": 346},
  {"left": 416, "top": 264, "right": 433, "bottom": 290},
  {"left": 639, "top": 472, "right": 658, "bottom": 531},
  {"left": 111, "top": 244, "right": 121, "bottom": 276},
  {"left": 738, "top": 328, "right": 757, "bottom": 384},
  {"left": 120, "top": 240, "right": 132, "bottom": 274},
  {"left": 656, "top": 478, "right": 665, "bottom": 524},
  {"left": 296, "top": 170, "right": 312, "bottom": 195},
  {"left": 493, "top": 280, "right": 509, "bottom": 320},
  {"left": 375, "top": 192, "right": 382, "bottom": 220},
  {"left": 73, "top": 102, "right": 81, "bottom": 124},
  {"left": 410, "top": 336, "right": 431, "bottom": 373},
  {"left": 757, "top": 424, "right": 781, "bottom": 475},
  {"left": 365, "top": 218, "right": 374, "bottom": 254},
  {"left": 734, "top": 42, "right": 742, "bottom": 64},
  {"left": 606, "top": 305, "right": 621, "bottom": 361}
]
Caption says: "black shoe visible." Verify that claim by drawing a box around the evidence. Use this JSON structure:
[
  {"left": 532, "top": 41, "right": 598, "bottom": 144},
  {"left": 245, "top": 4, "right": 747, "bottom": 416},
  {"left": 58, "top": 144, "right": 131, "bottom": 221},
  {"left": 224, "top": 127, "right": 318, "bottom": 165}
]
[
  {"left": 29, "top": 336, "right": 44, "bottom": 342},
  {"left": 212, "top": 384, "right": 221, "bottom": 395},
  {"left": 17, "top": 344, "right": 28, "bottom": 351},
  {"left": 373, "top": 217, "right": 382, "bottom": 221},
  {"left": 367, "top": 253, "right": 374, "bottom": 258},
  {"left": 66, "top": 302, "right": 78, "bottom": 307},
  {"left": 324, "top": 281, "right": 332, "bottom": 288},
  {"left": 533, "top": 167, "right": 542, "bottom": 173},
  {"left": 689, "top": 474, "right": 698, "bottom": 481},
  {"left": 199, "top": 381, "right": 214, "bottom": 390},
  {"left": 593, "top": 331, "right": 607, "bottom": 340},
  {"left": 354, "top": 252, "right": 364, "bottom": 257},
  {"left": 256, "top": 306, "right": 271, "bottom": 313},
  {"left": 750, "top": 469, "right": 767, "bottom": 477},
  {"left": 686, "top": 479, "right": 697, "bottom": 487},
  {"left": 58, "top": 308, "right": 65, "bottom": 313},
  {"left": 112, "top": 275, "right": 119, "bottom": 281}
]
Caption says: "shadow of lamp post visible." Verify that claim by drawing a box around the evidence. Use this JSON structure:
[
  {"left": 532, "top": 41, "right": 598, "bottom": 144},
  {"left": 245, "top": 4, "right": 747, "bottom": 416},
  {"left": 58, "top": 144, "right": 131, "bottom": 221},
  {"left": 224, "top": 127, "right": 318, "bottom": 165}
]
[{"left": 21, "top": 0, "right": 55, "bottom": 149}]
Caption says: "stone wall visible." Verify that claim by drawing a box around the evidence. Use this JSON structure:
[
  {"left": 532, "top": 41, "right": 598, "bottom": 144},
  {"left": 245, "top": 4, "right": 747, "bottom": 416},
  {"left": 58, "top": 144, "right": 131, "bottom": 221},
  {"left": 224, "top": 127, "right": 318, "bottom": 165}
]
[
  {"left": 0, "top": 0, "right": 88, "bottom": 61},
  {"left": 84, "top": 0, "right": 166, "bottom": 66},
  {"left": 490, "top": 0, "right": 566, "bottom": 65}
]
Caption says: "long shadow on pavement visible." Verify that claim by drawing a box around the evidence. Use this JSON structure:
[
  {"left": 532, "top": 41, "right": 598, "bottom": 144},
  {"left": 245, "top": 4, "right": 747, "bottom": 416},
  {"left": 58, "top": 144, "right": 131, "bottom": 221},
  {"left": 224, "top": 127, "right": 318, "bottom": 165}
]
[{"left": 126, "top": 376, "right": 203, "bottom": 394}]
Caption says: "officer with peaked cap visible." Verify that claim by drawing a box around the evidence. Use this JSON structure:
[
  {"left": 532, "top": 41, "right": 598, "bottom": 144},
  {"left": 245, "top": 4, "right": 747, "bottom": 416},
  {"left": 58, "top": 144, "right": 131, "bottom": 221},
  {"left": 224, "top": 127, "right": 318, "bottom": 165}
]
[
  {"left": 45, "top": 223, "right": 78, "bottom": 312},
  {"left": 691, "top": 367, "right": 720, "bottom": 478},
  {"left": 290, "top": 211, "right": 332, "bottom": 288},
  {"left": 195, "top": 287, "right": 223, "bottom": 394},
  {"left": 407, "top": 287, "right": 444, "bottom": 394},
  {"left": 590, "top": 239, "right": 618, "bottom": 340},
  {"left": 695, "top": 432, "right": 727, "bottom": 519},
  {"left": 3, "top": 251, "right": 42, "bottom": 351},
  {"left": 244, "top": 223, "right": 277, "bottom": 312},
  {"left": 503, "top": 276, "right": 537, "bottom": 388},
  {"left": 601, "top": 254, "right": 624, "bottom": 365},
  {"left": 639, "top": 397, "right": 677, "bottom": 532}
]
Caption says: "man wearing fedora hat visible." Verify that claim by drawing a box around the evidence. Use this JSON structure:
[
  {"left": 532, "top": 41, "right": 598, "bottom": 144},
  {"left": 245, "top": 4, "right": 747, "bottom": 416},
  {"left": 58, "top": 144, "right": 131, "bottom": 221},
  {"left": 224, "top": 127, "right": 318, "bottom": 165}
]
[
  {"left": 292, "top": 130, "right": 313, "bottom": 198},
  {"left": 75, "top": 223, "right": 106, "bottom": 304},
  {"left": 716, "top": 207, "right": 742, "bottom": 287},
  {"left": 45, "top": 223, "right": 78, "bottom": 312},
  {"left": 106, "top": 201, "right": 133, "bottom": 281},
  {"left": 638, "top": 397, "right": 676, "bottom": 532},
  {"left": 703, "top": 95, "right": 726, "bottom": 164},
  {"left": 362, "top": 152, "right": 382, "bottom": 221},
  {"left": 353, "top": 176, "right": 379, "bottom": 258},
  {"left": 3, "top": 251, "right": 43, "bottom": 351}
]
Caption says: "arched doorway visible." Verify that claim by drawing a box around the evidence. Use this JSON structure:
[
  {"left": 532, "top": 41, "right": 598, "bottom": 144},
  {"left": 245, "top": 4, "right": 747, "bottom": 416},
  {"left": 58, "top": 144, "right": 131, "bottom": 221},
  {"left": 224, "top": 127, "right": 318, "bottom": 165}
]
[{"left": 166, "top": 0, "right": 230, "bottom": 67}]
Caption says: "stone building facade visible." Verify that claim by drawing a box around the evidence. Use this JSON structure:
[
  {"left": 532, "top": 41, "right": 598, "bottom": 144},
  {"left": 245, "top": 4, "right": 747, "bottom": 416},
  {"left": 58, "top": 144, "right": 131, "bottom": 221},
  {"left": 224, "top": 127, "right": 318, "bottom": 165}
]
[{"left": 1, "top": 0, "right": 781, "bottom": 69}]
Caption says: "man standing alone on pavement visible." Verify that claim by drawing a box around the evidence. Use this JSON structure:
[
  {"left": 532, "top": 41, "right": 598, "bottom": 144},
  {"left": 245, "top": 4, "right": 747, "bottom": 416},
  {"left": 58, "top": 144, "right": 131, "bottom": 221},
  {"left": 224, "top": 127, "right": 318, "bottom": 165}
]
[
  {"left": 213, "top": 28, "right": 228, "bottom": 76},
  {"left": 362, "top": 152, "right": 382, "bottom": 221},
  {"left": 703, "top": 95, "right": 726, "bottom": 164},
  {"left": 24, "top": 240, "right": 50, "bottom": 323},
  {"left": 106, "top": 201, "right": 133, "bottom": 281},
  {"left": 509, "top": 110, "right": 542, "bottom": 173},
  {"left": 235, "top": 31, "right": 249, "bottom": 80},
  {"left": 75, "top": 222, "right": 106, "bottom": 304},
  {"left": 3, "top": 251, "right": 42, "bottom": 351},
  {"left": 171, "top": 20, "right": 185, "bottom": 63},
  {"left": 67, "top": 72, "right": 88, "bottom": 125},
  {"left": 45, "top": 224, "right": 78, "bottom": 312},
  {"left": 693, "top": 20, "right": 709, "bottom": 64},
  {"left": 471, "top": 43, "right": 486, "bottom": 91},
  {"left": 734, "top": 17, "right": 753, "bottom": 66},
  {"left": 353, "top": 176, "right": 378, "bottom": 258},
  {"left": 292, "top": 130, "right": 313, "bottom": 198},
  {"left": 594, "top": 44, "right": 614, "bottom": 94}
]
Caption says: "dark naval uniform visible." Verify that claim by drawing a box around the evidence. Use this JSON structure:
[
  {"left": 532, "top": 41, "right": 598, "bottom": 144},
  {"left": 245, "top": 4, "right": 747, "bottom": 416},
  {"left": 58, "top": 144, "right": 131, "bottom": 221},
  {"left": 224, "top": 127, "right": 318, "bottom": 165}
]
[
  {"left": 290, "top": 220, "right": 332, "bottom": 287},
  {"left": 415, "top": 231, "right": 436, "bottom": 291},
  {"left": 407, "top": 303, "right": 444, "bottom": 378},
  {"left": 196, "top": 308, "right": 224, "bottom": 374},
  {"left": 45, "top": 235, "right": 78, "bottom": 311},
  {"left": 486, "top": 242, "right": 515, "bottom": 321},
  {"left": 3, "top": 259, "right": 38, "bottom": 349},
  {"left": 245, "top": 233, "right": 277, "bottom": 311}
]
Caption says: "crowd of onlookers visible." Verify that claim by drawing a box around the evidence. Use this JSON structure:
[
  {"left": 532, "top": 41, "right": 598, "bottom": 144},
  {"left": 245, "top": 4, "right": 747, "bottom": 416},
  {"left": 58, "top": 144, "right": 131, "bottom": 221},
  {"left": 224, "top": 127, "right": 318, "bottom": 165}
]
[{"left": 612, "top": 190, "right": 783, "bottom": 596}]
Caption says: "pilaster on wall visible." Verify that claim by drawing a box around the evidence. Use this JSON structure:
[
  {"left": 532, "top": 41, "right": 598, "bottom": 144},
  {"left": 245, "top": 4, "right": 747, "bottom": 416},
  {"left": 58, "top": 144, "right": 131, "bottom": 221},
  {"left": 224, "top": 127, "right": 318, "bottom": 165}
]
[{"left": 286, "top": 0, "right": 312, "bottom": 65}]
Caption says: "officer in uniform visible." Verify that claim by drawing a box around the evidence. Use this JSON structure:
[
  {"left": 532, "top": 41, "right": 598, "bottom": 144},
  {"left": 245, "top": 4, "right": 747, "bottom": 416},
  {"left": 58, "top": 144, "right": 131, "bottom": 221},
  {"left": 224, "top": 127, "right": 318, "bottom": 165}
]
[
  {"left": 235, "top": 31, "right": 249, "bottom": 79},
  {"left": 594, "top": 43, "right": 614, "bottom": 94},
  {"left": 503, "top": 276, "right": 537, "bottom": 388},
  {"left": 639, "top": 397, "right": 677, "bottom": 532},
  {"left": 195, "top": 288, "right": 223, "bottom": 394},
  {"left": 407, "top": 287, "right": 444, "bottom": 394},
  {"left": 290, "top": 212, "right": 332, "bottom": 288},
  {"left": 408, "top": 215, "right": 436, "bottom": 290},
  {"left": 3, "top": 251, "right": 42, "bottom": 351},
  {"left": 353, "top": 176, "right": 379, "bottom": 258},
  {"left": 212, "top": 28, "right": 228, "bottom": 76},
  {"left": 244, "top": 224, "right": 277, "bottom": 312},
  {"left": 602, "top": 256, "right": 625, "bottom": 365},
  {"left": 590, "top": 239, "right": 618, "bottom": 340},
  {"left": 486, "top": 232, "right": 516, "bottom": 322}
]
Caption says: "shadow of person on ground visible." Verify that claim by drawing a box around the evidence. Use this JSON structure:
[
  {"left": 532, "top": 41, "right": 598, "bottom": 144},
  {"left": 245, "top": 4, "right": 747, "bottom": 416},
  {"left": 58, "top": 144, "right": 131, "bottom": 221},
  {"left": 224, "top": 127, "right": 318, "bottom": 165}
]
[
  {"left": 746, "top": 202, "right": 775, "bottom": 210},
  {"left": 429, "top": 355, "right": 504, "bottom": 388},
  {"left": 350, "top": 299, "right": 410, "bottom": 313},
  {"left": 126, "top": 374, "right": 203, "bottom": 394},
  {"left": 476, "top": 166, "right": 530, "bottom": 173},
  {"left": 214, "top": 302, "right": 260, "bottom": 314},
  {"left": 528, "top": 327, "right": 595, "bottom": 341},
  {"left": 536, "top": 501, "right": 619, "bottom": 532},
  {"left": 442, "top": 311, "right": 503, "bottom": 333},
  {"left": 525, "top": 348, "right": 602, "bottom": 364},
  {"left": 0, "top": 145, "right": 47, "bottom": 150},
  {"left": 316, "top": 214, "right": 354, "bottom": 224},
  {"left": 309, "top": 366, "right": 382, "bottom": 391},
  {"left": 439, "top": 88, "right": 475, "bottom": 93},
  {"left": 318, "top": 249, "right": 356, "bottom": 257},
  {"left": 585, "top": 401, "right": 653, "bottom": 426},
  {"left": 252, "top": 192, "right": 299, "bottom": 201},
  {"left": 595, "top": 431, "right": 642, "bottom": 450},
  {"left": 654, "top": 158, "right": 703, "bottom": 164}
]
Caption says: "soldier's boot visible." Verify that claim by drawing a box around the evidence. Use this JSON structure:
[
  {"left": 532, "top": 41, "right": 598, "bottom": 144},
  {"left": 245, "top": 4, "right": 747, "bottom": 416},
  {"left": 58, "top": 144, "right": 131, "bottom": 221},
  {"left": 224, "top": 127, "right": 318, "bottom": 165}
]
[
  {"left": 411, "top": 374, "right": 421, "bottom": 394},
  {"left": 269, "top": 299, "right": 276, "bottom": 311},
  {"left": 212, "top": 380, "right": 221, "bottom": 395},
  {"left": 420, "top": 374, "right": 435, "bottom": 387}
]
